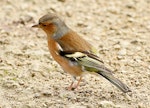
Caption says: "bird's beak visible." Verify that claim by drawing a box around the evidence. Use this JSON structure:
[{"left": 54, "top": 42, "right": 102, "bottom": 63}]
[{"left": 32, "top": 24, "right": 40, "bottom": 28}]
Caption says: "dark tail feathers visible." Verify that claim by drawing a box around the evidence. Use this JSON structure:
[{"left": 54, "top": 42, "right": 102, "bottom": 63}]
[{"left": 98, "top": 71, "right": 131, "bottom": 93}]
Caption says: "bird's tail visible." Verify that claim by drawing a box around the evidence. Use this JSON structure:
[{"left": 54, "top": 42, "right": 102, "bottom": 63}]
[{"left": 98, "top": 71, "right": 131, "bottom": 93}]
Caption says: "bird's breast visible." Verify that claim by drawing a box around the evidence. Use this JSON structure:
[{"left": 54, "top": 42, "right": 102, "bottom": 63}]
[{"left": 47, "top": 38, "right": 83, "bottom": 77}]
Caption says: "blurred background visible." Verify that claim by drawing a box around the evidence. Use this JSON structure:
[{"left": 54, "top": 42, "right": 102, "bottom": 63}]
[{"left": 0, "top": 0, "right": 150, "bottom": 107}]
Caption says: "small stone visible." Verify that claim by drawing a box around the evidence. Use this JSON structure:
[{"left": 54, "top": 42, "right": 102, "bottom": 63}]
[
  {"left": 23, "top": 15, "right": 33, "bottom": 23},
  {"left": 34, "top": 93, "right": 41, "bottom": 98},
  {"left": 135, "top": 46, "right": 141, "bottom": 51},
  {"left": 113, "top": 44, "right": 121, "bottom": 50},
  {"left": 67, "top": 104, "right": 86, "bottom": 108},
  {"left": 120, "top": 41, "right": 130, "bottom": 48},
  {"left": 125, "top": 94, "right": 132, "bottom": 101},
  {"left": 131, "top": 40, "right": 138, "bottom": 44},
  {"left": 118, "top": 49, "right": 127, "bottom": 56},
  {"left": 121, "top": 70, "right": 127, "bottom": 73},
  {"left": 42, "top": 90, "right": 52, "bottom": 97},
  {"left": 18, "top": 80, "right": 24, "bottom": 85},
  {"left": 135, "top": 58, "right": 142, "bottom": 63},
  {"left": 32, "top": 62, "right": 40, "bottom": 71},
  {"left": 99, "top": 101, "right": 116, "bottom": 108},
  {"left": 93, "top": 36, "right": 100, "bottom": 40},
  {"left": 57, "top": 0, "right": 66, "bottom": 2},
  {"left": 117, "top": 55, "right": 123, "bottom": 60}
]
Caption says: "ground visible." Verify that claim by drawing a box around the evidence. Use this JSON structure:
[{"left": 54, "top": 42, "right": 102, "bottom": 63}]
[{"left": 0, "top": 0, "right": 150, "bottom": 108}]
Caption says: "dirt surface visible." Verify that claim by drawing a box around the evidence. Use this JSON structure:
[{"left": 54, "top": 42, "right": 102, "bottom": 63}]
[{"left": 0, "top": 0, "right": 150, "bottom": 108}]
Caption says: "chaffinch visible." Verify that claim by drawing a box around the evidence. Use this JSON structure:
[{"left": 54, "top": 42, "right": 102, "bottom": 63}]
[{"left": 32, "top": 13, "right": 131, "bottom": 93}]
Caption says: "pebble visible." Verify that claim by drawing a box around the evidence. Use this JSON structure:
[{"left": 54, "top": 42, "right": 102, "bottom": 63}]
[
  {"left": 67, "top": 104, "right": 86, "bottom": 108},
  {"left": 113, "top": 44, "right": 121, "bottom": 50},
  {"left": 34, "top": 93, "right": 41, "bottom": 98},
  {"left": 117, "top": 55, "right": 124, "bottom": 60},
  {"left": 42, "top": 90, "right": 52, "bottom": 97},
  {"left": 32, "top": 62, "right": 40, "bottom": 71},
  {"left": 118, "top": 49, "right": 127, "bottom": 56},
  {"left": 99, "top": 101, "right": 116, "bottom": 108},
  {"left": 120, "top": 41, "right": 130, "bottom": 48}
]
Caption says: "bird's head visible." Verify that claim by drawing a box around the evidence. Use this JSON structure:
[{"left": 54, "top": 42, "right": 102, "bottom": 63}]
[{"left": 32, "top": 13, "right": 69, "bottom": 39}]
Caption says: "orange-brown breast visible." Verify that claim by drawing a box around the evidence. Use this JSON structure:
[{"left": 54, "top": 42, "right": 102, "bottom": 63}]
[{"left": 47, "top": 37, "right": 83, "bottom": 76}]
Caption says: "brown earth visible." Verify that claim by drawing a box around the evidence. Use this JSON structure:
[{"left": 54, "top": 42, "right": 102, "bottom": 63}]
[{"left": 0, "top": 0, "right": 150, "bottom": 108}]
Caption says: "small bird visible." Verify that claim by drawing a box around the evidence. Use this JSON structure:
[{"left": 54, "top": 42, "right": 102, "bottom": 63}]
[{"left": 32, "top": 13, "right": 131, "bottom": 93}]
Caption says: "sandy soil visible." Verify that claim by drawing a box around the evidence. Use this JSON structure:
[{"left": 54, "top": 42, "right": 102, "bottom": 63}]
[{"left": 0, "top": 0, "right": 150, "bottom": 107}]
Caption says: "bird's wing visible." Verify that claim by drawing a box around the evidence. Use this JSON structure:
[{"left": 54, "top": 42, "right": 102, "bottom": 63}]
[
  {"left": 59, "top": 51, "right": 113, "bottom": 74},
  {"left": 82, "top": 51, "right": 104, "bottom": 63}
]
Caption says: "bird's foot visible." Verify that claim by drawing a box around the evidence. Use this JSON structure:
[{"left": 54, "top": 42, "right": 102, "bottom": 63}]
[{"left": 66, "top": 83, "right": 79, "bottom": 91}]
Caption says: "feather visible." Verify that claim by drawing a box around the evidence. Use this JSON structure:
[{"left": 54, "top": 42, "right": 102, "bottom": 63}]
[{"left": 59, "top": 51, "right": 131, "bottom": 93}]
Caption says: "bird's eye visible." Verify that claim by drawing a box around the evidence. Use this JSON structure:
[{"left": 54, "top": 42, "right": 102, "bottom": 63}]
[{"left": 42, "top": 24, "right": 47, "bottom": 26}]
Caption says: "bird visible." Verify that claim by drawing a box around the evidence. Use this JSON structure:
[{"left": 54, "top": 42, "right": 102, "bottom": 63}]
[{"left": 32, "top": 13, "right": 131, "bottom": 93}]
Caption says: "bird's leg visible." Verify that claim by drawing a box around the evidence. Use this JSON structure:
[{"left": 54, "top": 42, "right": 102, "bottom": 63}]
[
  {"left": 67, "top": 76, "right": 76, "bottom": 90},
  {"left": 73, "top": 76, "right": 82, "bottom": 90}
]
